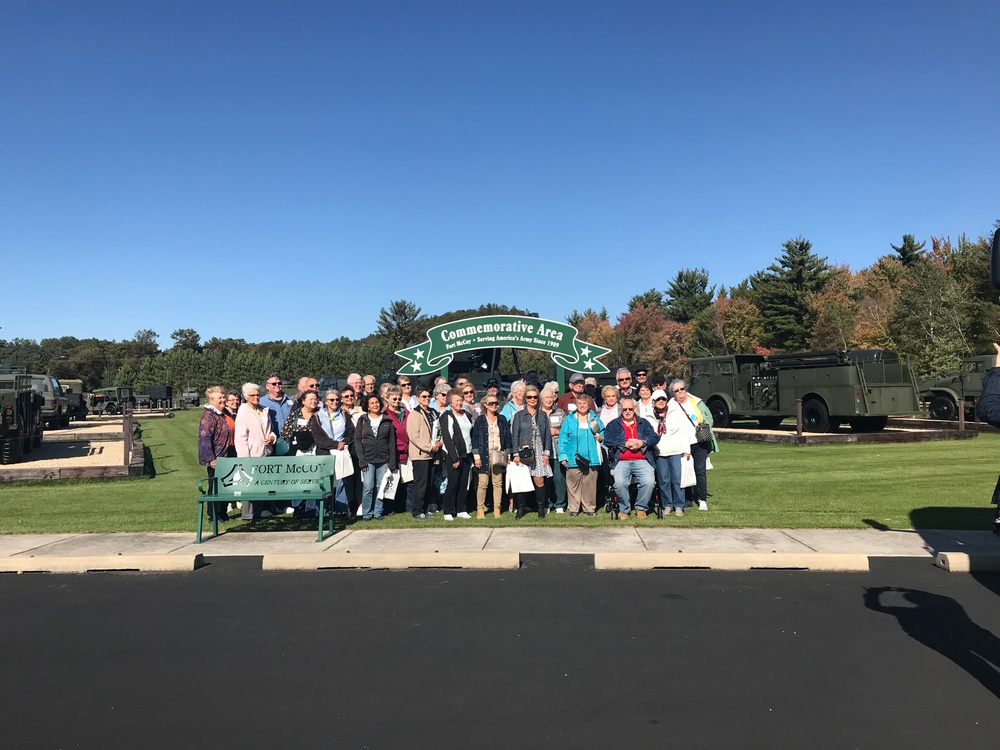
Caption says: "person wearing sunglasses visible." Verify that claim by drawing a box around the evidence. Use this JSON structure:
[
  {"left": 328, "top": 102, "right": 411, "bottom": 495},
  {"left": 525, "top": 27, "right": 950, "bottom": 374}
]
[
  {"left": 651, "top": 389, "right": 688, "bottom": 516},
  {"left": 670, "top": 379, "right": 717, "bottom": 511},
  {"left": 310, "top": 390, "right": 354, "bottom": 515},
  {"left": 539, "top": 388, "right": 567, "bottom": 514},
  {"left": 604, "top": 398, "right": 658, "bottom": 519},
  {"left": 471, "top": 394, "right": 512, "bottom": 518},
  {"left": 462, "top": 384, "right": 481, "bottom": 419},
  {"left": 406, "top": 386, "right": 443, "bottom": 519},
  {"left": 260, "top": 372, "right": 294, "bottom": 436},
  {"left": 615, "top": 367, "right": 637, "bottom": 402},
  {"left": 510, "top": 385, "right": 553, "bottom": 519},
  {"left": 439, "top": 388, "right": 474, "bottom": 520},
  {"left": 233, "top": 382, "right": 278, "bottom": 522}
]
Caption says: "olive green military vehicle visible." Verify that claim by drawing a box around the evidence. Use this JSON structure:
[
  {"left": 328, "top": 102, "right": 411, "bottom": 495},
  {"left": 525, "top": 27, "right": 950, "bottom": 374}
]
[
  {"left": 688, "top": 350, "right": 921, "bottom": 433},
  {"left": 88, "top": 387, "right": 136, "bottom": 416},
  {"left": 918, "top": 355, "right": 994, "bottom": 420},
  {"left": 0, "top": 365, "right": 44, "bottom": 464},
  {"left": 60, "top": 378, "right": 88, "bottom": 421},
  {"left": 28, "top": 373, "right": 69, "bottom": 429}
]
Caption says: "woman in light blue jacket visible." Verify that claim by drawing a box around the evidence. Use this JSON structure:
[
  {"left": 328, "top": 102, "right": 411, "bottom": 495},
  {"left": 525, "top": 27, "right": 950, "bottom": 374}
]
[{"left": 558, "top": 394, "right": 604, "bottom": 516}]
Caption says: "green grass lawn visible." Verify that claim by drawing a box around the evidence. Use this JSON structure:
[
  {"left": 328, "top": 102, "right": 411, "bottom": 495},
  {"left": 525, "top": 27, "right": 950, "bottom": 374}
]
[{"left": 0, "top": 409, "right": 997, "bottom": 533}]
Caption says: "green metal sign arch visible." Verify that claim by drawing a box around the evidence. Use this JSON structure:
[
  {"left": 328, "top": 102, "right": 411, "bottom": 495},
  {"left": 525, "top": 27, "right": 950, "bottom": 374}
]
[{"left": 394, "top": 315, "right": 611, "bottom": 376}]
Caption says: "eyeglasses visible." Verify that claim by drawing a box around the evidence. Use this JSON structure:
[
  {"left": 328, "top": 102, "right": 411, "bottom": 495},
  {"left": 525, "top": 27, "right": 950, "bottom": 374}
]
[
  {"left": 326, "top": 398, "right": 339, "bottom": 403},
  {"left": 485, "top": 401, "right": 499, "bottom": 407},
  {"left": 463, "top": 390, "right": 474, "bottom": 395},
  {"left": 525, "top": 394, "right": 538, "bottom": 400},
  {"left": 418, "top": 394, "right": 431, "bottom": 399},
  {"left": 246, "top": 393, "right": 260, "bottom": 398},
  {"left": 268, "top": 381, "right": 281, "bottom": 386},
  {"left": 672, "top": 387, "right": 685, "bottom": 394},
  {"left": 621, "top": 407, "right": 635, "bottom": 412},
  {"left": 401, "top": 383, "right": 411, "bottom": 388},
  {"left": 617, "top": 377, "right": 631, "bottom": 382}
]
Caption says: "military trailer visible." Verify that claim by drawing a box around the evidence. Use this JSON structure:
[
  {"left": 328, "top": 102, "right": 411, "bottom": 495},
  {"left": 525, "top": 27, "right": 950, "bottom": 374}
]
[
  {"left": 688, "top": 350, "right": 921, "bottom": 433},
  {"left": 0, "top": 365, "right": 44, "bottom": 464},
  {"left": 918, "top": 355, "right": 993, "bottom": 421}
]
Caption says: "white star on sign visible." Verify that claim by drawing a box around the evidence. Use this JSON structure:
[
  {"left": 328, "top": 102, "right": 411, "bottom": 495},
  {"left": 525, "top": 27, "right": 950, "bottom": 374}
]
[
  {"left": 413, "top": 349, "right": 424, "bottom": 360},
  {"left": 412, "top": 362, "right": 422, "bottom": 372},
  {"left": 584, "top": 360, "right": 595, "bottom": 370},
  {"left": 580, "top": 345, "right": 591, "bottom": 357}
]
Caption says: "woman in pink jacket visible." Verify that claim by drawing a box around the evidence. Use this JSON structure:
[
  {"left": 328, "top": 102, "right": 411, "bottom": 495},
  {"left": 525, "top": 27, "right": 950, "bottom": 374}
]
[{"left": 234, "top": 382, "right": 277, "bottom": 523}]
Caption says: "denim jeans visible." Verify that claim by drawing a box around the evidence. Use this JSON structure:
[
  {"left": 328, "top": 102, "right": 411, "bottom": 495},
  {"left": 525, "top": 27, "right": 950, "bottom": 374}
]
[
  {"left": 655, "top": 454, "right": 685, "bottom": 510},
  {"left": 361, "top": 462, "right": 387, "bottom": 520},
  {"left": 612, "top": 459, "right": 655, "bottom": 513},
  {"left": 334, "top": 478, "right": 349, "bottom": 515}
]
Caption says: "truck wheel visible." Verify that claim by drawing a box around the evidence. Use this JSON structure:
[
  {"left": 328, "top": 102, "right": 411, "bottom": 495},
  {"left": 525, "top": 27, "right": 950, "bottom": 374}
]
[
  {"left": 849, "top": 416, "right": 888, "bottom": 432},
  {"left": 758, "top": 416, "right": 784, "bottom": 430},
  {"left": 708, "top": 398, "right": 730, "bottom": 428},
  {"left": 105, "top": 404, "right": 118, "bottom": 416},
  {"left": 1, "top": 437, "right": 24, "bottom": 465},
  {"left": 802, "top": 398, "right": 831, "bottom": 432},
  {"left": 928, "top": 394, "right": 958, "bottom": 421}
]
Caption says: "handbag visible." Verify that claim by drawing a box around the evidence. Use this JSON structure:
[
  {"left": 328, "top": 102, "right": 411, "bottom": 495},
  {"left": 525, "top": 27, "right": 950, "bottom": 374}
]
[
  {"left": 695, "top": 422, "right": 713, "bottom": 444},
  {"left": 519, "top": 444, "right": 535, "bottom": 464},
  {"left": 505, "top": 463, "right": 533, "bottom": 493},
  {"left": 377, "top": 469, "right": 400, "bottom": 500},
  {"left": 575, "top": 453, "right": 590, "bottom": 468},
  {"left": 489, "top": 450, "right": 508, "bottom": 471}
]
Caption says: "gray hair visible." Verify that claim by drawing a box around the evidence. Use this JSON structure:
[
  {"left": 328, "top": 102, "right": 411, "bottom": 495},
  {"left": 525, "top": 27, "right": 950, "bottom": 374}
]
[
  {"left": 385, "top": 384, "right": 402, "bottom": 397},
  {"left": 241, "top": 382, "right": 261, "bottom": 398},
  {"left": 542, "top": 381, "right": 559, "bottom": 394},
  {"left": 669, "top": 378, "right": 688, "bottom": 394},
  {"left": 509, "top": 379, "right": 525, "bottom": 396},
  {"left": 433, "top": 383, "right": 451, "bottom": 397},
  {"left": 615, "top": 367, "right": 631, "bottom": 378}
]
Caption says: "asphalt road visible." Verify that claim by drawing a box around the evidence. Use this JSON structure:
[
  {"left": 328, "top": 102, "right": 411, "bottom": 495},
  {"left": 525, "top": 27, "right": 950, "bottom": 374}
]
[{"left": 3, "top": 557, "right": 1000, "bottom": 749}]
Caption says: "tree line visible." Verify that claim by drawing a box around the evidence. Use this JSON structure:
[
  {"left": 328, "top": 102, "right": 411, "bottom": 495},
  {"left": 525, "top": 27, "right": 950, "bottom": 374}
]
[{"left": 2, "top": 225, "right": 997, "bottom": 391}]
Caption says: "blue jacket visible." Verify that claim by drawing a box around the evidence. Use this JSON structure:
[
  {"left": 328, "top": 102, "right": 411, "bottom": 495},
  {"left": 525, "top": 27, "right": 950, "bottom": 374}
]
[
  {"left": 510, "top": 409, "right": 552, "bottom": 458},
  {"left": 558, "top": 412, "right": 605, "bottom": 468},
  {"left": 603, "top": 416, "right": 658, "bottom": 468}
]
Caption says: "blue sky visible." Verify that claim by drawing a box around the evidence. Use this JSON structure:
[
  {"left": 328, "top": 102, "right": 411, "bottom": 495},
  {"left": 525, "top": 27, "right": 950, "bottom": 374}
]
[{"left": 3, "top": 0, "right": 998, "bottom": 348}]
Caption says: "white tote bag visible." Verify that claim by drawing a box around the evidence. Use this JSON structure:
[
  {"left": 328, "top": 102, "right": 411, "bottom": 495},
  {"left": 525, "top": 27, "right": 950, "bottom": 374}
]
[
  {"left": 331, "top": 449, "right": 354, "bottom": 480},
  {"left": 680, "top": 455, "right": 697, "bottom": 488},
  {"left": 505, "top": 462, "right": 534, "bottom": 494},
  {"left": 399, "top": 458, "right": 414, "bottom": 483},
  {"left": 377, "top": 469, "right": 400, "bottom": 500}
]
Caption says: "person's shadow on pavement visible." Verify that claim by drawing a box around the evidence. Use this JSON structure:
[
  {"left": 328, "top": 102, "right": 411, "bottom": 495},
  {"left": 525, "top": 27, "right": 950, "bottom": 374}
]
[{"left": 865, "top": 586, "right": 1000, "bottom": 699}]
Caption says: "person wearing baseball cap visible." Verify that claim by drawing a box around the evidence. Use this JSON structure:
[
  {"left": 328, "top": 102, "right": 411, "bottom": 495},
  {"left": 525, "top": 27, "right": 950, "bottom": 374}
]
[{"left": 557, "top": 373, "right": 586, "bottom": 413}]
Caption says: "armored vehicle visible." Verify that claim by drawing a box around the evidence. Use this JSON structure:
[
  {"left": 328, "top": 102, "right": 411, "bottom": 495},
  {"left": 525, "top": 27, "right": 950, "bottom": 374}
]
[
  {"left": 88, "top": 387, "right": 136, "bottom": 416},
  {"left": 28, "top": 373, "right": 69, "bottom": 429},
  {"left": 688, "top": 350, "right": 921, "bottom": 433},
  {"left": 0, "top": 365, "right": 44, "bottom": 464},
  {"left": 918, "top": 355, "right": 994, "bottom": 420}
]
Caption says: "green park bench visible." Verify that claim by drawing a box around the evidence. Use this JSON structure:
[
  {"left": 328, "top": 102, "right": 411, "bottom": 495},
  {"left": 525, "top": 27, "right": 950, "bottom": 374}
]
[{"left": 196, "top": 455, "right": 337, "bottom": 543}]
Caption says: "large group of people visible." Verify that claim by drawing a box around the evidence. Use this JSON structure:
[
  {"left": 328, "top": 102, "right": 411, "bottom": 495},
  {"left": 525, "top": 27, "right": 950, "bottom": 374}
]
[{"left": 196, "top": 366, "right": 719, "bottom": 524}]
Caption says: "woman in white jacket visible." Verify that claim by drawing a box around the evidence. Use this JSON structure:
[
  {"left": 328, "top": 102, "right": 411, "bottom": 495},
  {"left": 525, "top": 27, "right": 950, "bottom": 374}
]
[{"left": 650, "top": 389, "right": 691, "bottom": 517}]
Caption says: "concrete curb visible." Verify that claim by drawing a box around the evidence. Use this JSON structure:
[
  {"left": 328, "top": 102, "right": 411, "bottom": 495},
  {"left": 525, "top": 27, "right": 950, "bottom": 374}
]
[
  {"left": 595, "top": 552, "right": 870, "bottom": 572},
  {"left": 0, "top": 554, "right": 204, "bottom": 573},
  {"left": 934, "top": 552, "right": 1000, "bottom": 572},
  {"left": 262, "top": 551, "right": 520, "bottom": 570}
]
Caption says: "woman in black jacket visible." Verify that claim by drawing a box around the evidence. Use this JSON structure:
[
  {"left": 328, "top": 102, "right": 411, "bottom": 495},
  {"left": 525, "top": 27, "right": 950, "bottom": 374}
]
[
  {"left": 439, "top": 388, "right": 475, "bottom": 521},
  {"left": 353, "top": 394, "right": 399, "bottom": 521}
]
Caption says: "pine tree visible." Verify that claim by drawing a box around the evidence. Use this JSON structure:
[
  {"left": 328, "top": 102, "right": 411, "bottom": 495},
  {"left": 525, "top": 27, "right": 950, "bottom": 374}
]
[
  {"left": 890, "top": 234, "right": 926, "bottom": 267},
  {"left": 664, "top": 269, "right": 715, "bottom": 323},
  {"left": 749, "top": 238, "right": 830, "bottom": 351}
]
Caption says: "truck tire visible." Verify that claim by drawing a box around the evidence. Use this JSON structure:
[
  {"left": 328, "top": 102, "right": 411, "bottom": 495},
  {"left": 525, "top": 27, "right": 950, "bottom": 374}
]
[
  {"left": 105, "top": 404, "right": 118, "bottom": 416},
  {"left": 1, "top": 436, "right": 24, "bottom": 465},
  {"left": 849, "top": 416, "right": 888, "bottom": 432},
  {"left": 758, "top": 416, "right": 784, "bottom": 430},
  {"left": 928, "top": 394, "right": 958, "bottom": 421},
  {"left": 802, "top": 398, "right": 831, "bottom": 432},
  {"left": 708, "top": 398, "right": 730, "bottom": 428}
]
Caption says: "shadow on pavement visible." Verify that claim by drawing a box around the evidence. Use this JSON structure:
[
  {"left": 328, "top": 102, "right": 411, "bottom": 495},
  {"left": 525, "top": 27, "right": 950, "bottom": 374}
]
[{"left": 865, "top": 586, "right": 1000, "bottom": 699}]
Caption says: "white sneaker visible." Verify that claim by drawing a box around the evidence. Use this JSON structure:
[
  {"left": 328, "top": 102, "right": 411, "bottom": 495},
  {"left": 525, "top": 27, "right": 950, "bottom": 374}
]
[
  {"left": 698, "top": 500, "right": 708, "bottom": 511},
  {"left": 456, "top": 512, "right": 471, "bottom": 519},
  {"left": 555, "top": 508, "right": 564, "bottom": 514},
  {"left": 443, "top": 514, "right": 455, "bottom": 521},
  {"left": 285, "top": 507, "right": 295, "bottom": 515}
]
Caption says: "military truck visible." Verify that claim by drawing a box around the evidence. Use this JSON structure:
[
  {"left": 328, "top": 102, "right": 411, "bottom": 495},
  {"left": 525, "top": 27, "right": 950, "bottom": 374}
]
[
  {"left": 918, "top": 355, "right": 994, "bottom": 420},
  {"left": 60, "top": 378, "right": 88, "bottom": 421},
  {"left": 0, "top": 365, "right": 44, "bottom": 464},
  {"left": 688, "top": 350, "right": 921, "bottom": 433},
  {"left": 88, "top": 387, "right": 136, "bottom": 416}
]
